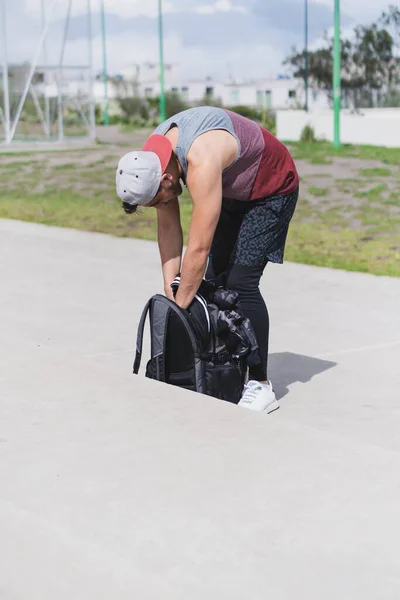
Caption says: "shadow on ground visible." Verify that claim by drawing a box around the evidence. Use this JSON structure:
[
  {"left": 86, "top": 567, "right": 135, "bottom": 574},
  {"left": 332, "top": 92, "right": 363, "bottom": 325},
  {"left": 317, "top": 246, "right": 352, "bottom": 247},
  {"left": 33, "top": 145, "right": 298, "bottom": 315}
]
[{"left": 269, "top": 352, "right": 337, "bottom": 400}]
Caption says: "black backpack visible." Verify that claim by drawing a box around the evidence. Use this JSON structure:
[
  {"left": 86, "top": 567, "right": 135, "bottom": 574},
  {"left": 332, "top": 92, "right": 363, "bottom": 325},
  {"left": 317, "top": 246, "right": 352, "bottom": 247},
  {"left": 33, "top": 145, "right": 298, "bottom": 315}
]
[{"left": 133, "top": 287, "right": 257, "bottom": 404}]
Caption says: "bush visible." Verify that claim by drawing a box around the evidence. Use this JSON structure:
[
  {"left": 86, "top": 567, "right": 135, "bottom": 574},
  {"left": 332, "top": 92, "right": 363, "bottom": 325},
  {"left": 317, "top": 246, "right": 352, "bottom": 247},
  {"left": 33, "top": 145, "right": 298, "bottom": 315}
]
[
  {"left": 300, "top": 124, "right": 317, "bottom": 143},
  {"left": 118, "top": 96, "right": 150, "bottom": 120},
  {"left": 129, "top": 116, "right": 150, "bottom": 129},
  {"left": 226, "top": 105, "right": 263, "bottom": 121},
  {"left": 63, "top": 110, "right": 82, "bottom": 127},
  {"left": 165, "top": 92, "right": 189, "bottom": 118},
  {"left": 148, "top": 117, "right": 161, "bottom": 128},
  {"left": 261, "top": 109, "right": 276, "bottom": 135},
  {"left": 108, "top": 114, "right": 130, "bottom": 125},
  {"left": 121, "top": 116, "right": 160, "bottom": 131},
  {"left": 196, "top": 94, "right": 224, "bottom": 108},
  {"left": 224, "top": 104, "right": 276, "bottom": 134}
]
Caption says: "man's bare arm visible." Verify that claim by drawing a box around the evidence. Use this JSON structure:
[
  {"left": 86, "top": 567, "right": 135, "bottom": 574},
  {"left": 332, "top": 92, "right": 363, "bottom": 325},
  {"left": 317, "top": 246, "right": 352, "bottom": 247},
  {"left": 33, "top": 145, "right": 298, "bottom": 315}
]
[
  {"left": 175, "top": 160, "right": 222, "bottom": 309},
  {"left": 156, "top": 197, "right": 183, "bottom": 299}
]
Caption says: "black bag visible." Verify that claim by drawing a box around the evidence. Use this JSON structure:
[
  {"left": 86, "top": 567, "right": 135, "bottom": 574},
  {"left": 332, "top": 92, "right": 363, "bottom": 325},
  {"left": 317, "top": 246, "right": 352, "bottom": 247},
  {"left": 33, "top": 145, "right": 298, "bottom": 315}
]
[{"left": 133, "top": 292, "right": 250, "bottom": 404}]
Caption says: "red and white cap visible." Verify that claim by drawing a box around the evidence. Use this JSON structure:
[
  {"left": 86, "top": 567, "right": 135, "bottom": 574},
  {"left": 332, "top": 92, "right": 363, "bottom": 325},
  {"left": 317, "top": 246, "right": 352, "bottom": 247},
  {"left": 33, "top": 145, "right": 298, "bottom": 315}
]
[{"left": 116, "top": 134, "right": 173, "bottom": 207}]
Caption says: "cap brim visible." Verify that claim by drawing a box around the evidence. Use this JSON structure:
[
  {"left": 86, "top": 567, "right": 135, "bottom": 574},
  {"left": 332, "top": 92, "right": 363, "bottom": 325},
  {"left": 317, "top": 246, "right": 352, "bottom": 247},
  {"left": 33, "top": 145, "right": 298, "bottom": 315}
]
[{"left": 142, "top": 134, "right": 173, "bottom": 174}]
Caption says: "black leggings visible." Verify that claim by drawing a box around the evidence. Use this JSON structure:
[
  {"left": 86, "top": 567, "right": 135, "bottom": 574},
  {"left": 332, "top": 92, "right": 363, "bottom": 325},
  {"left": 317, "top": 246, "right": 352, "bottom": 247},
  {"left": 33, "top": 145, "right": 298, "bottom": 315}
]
[
  {"left": 205, "top": 190, "right": 298, "bottom": 381},
  {"left": 206, "top": 261, "right": 269, "bottom": 381}
]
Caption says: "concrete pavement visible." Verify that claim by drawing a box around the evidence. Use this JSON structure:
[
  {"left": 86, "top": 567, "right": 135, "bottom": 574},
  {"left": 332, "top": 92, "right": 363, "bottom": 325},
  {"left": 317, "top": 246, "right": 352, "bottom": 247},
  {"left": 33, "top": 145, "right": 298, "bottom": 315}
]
[{"left": 1, "top": 218, "right": 400, "bottom": 599}]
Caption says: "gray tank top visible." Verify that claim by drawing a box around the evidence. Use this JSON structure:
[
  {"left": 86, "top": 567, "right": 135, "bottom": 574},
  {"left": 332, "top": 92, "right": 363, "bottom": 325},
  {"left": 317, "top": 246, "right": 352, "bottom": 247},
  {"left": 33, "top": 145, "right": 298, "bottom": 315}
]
[
  {"left": 153, "top": 106, "right": 299, "bottom": 200},
  {"left": 154, "top": 106, "right": 241, "bottom": 184}
]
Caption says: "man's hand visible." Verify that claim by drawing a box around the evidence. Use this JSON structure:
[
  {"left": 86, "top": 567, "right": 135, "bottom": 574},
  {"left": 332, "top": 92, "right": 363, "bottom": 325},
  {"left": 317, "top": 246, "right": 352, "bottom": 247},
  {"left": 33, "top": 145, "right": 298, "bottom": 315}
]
[{"left": 164, "top": 284, "right": 175, "bottom": 301}]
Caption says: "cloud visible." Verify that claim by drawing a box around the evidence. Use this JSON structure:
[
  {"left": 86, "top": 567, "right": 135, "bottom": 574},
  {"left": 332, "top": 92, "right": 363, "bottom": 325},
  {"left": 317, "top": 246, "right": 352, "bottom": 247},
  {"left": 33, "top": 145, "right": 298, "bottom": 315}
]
[
  {"left": 5, "top": 0, "right": 391, "bottom": 83},
  {"left": 309, "top": 0, "right": 391, "bottom": 21},
  {"left": 22, "top": 0, "right": 246, "bottom": 19},
  {"left": 194, "top": 0, "right": 248, "bottom": 15},
  {"left": 22, "top": 0, "right": 170, "bottom": 19}
]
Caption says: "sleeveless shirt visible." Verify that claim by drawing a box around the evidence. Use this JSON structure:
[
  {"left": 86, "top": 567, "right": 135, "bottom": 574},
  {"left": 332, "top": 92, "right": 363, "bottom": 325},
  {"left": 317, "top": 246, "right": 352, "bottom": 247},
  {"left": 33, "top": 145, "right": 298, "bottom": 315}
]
[{"left": 153, "top": 106, "right": 298, "bottom": 200}]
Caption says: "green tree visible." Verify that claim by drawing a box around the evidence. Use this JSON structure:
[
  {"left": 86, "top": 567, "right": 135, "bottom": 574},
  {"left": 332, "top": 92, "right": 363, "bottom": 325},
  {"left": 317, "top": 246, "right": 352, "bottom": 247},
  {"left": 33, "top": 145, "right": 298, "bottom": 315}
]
[
  {"left": 283, "top": 7, "right": 399, "bottom": 108},
  {"left": 380, "top": 5, "right": 400, "bottom": 51}
]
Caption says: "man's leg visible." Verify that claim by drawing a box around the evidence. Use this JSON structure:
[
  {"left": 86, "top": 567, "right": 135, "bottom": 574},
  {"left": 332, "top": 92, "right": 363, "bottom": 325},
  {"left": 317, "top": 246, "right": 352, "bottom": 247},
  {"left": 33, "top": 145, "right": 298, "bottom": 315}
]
[
  {"left": 225, "top": 263, "right": 269, "bottom": 381},
  {"left": 227, "top": 189, "right": 299, "bottom": 385}
]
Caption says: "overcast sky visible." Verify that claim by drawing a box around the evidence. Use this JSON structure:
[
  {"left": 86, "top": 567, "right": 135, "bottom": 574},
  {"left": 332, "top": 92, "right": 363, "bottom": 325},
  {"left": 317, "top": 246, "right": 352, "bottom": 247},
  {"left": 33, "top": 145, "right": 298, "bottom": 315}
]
[{"left": 3, "top": 0, "right": 394, "bottom": 81}]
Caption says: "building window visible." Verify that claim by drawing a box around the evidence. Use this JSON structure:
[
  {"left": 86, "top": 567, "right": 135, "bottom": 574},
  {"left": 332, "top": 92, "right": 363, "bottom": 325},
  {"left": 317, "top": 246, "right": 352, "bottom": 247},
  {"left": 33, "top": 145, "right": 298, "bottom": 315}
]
[
  {"left": 288, "top": 90, "right": 296, "bottom": 98},
  {"left": 181, "top": 86, "right": 189, "bottom": 100},
  {"left": 144, "top": 87, "right": 154, "bottom": 97},
  {"left": 257, "top": 90, "right": 272, "bottom": 108},
  {"left": 171, "top": 87, "right": 178, "bottom": 93},
  {"left": 205, "top": 86, "right": 214, "bottom": 98},
  {"left": 32, "top": 72, "right": 44, "bottom": 84},
  {"left": 230, "top": 89, "right": 240, "bottom": 104}
]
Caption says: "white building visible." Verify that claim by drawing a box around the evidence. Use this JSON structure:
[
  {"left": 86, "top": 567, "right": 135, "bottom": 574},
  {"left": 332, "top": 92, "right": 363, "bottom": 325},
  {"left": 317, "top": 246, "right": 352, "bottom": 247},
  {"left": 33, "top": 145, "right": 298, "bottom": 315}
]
[
  {"left": 120, "top": 62, "right": 181, "bottom": 98},
  {"left": 38, "top": 62, "right": 330, "bottom": 113},
  {"left": 114, "top": 63, "right": 330, "bottom": 111},
  {"left": 223, "top": 77, "right": 329, "bottom": 111}
]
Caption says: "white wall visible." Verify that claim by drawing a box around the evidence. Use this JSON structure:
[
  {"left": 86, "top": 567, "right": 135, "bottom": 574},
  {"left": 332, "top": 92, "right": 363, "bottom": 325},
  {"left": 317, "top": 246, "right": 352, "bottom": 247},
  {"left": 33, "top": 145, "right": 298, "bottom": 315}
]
[
  {"left": 276, "top": 108, "right": 400, "bottom": 148},
  {"left": 217, "top": 79, "right": 330, "bottom": 111}
]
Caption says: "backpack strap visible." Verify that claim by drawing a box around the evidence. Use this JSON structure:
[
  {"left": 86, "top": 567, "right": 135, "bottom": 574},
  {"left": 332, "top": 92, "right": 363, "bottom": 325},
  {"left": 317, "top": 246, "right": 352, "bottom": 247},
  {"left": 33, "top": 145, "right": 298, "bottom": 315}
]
[{"left": 133, "top": 298, "right": 152, "bottom": 374}]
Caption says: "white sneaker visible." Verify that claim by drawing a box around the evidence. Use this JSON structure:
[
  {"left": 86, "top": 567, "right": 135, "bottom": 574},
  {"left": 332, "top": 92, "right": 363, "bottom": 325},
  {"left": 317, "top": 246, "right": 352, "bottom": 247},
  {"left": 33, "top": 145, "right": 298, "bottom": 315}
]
[{"left": 238, "top": 380, "right": 279, "bottom": 413}]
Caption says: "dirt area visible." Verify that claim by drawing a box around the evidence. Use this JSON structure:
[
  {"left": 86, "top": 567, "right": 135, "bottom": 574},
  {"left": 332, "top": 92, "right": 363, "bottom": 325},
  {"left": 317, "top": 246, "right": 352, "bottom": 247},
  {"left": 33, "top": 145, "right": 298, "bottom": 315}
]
[
  {"left": 2, "top": 126, "right": 398, "bottom": 225},
  {"left": 1, "top": 123, "right": 399, "bottom": 229}
]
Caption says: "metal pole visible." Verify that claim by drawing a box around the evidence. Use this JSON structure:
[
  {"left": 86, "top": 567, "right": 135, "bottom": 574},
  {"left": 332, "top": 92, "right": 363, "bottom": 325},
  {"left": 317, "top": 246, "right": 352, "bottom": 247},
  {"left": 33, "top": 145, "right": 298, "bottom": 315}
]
[
  {"left": 8, "top": 0, "right": 58, "bottom": 144},
  {"left": 1, "top": 0, "right": 11, "bottom": 143},
  {"left": 58, "top": 0, "right": 72, "bottom": 142},
  {"left": 87, "top": 0, "right": 96, "bottom": 139},
  {"left": 100, "top": 0, "right": 109, "bottom": 125},
  {"left": 333, "top": 0, "right": 341, "bottom": 148},
  {"left": 304, "top": 0, "right": 309, "bottom": 112},
  {"left": 158, "top": 0, "right": 166, "bottom": 122},
  {"left": 30, "top": 84, "right": 50, "bottom": 136},
  {"left": 73, "top": 96, "right": 90, "bottom": 130},
  {"left": 41, "top": 0, "right": 51, "bottom": 137}
]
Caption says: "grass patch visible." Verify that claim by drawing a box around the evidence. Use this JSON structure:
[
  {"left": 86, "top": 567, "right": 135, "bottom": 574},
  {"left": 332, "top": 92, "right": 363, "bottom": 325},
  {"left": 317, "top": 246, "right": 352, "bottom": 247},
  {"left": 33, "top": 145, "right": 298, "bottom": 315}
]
[
  {"left": 309, "top": 156, "right": 333, "bottom": 165},
  {"left": 308, "top": 186, "right": 329, "bottom": 197},
  {"left": 0, "top": 146, "right": 101, "bottom": 157},
  {"left": 288, "top": 141, "right": 400, "bottom": 166},
  {"left": 359, "top": 167, "right": 392, "bottom": 177},
  {"left": 285, "top": 223, "right": 400, "bottom": 277},
  {"left": 336, "top": 183, "right": 355, "bottom": 194},
  {"left": 354, "top": 184, "right": 388, "bottom": 202},
  {"left": 307, "top": 173, "right": 333, "bottom": 178},
  {"left": 0, "top": 189, "right": 159, "bottom": 240},
  {"left": 1, "top": 145, "right": 399, "bottom": 278},
  {"left": 383, "top": 193, "right": 400, "bottom": 207},
  {"left": 53, "top": 162, "right": 79, "bottom": 171},
  {"left": 0, "top": 160, "right": 40, "bottom": 168}
]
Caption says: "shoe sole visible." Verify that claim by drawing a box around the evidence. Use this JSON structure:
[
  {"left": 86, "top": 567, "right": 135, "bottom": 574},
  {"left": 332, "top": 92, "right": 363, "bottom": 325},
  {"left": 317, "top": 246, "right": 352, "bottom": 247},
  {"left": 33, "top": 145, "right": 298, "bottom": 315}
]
[{"left": 265, "top": 400, "right": 280, "bottom": 414}]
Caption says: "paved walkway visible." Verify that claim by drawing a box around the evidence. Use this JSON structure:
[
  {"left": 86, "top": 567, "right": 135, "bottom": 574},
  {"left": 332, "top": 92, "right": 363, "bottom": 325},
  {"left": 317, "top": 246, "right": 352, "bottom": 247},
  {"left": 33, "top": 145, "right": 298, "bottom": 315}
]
[{"left": 1, "top": 219, "right": 400, "bottom": 599}]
